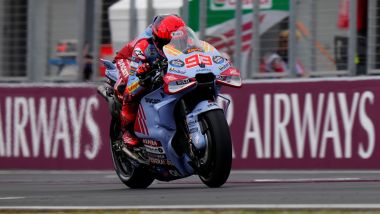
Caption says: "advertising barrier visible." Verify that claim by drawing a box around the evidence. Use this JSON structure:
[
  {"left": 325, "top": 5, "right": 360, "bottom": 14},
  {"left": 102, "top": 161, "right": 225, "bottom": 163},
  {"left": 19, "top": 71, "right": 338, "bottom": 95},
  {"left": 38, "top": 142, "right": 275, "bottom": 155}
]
[
  {"left": 0, "top": 85, "right": 112, "bottom": 169},
  {"left": 224, "top": 78, "right": 379, "bottom": 169},
  {"left": 1, "top": 77, "right": 380, "bottom": 169}
]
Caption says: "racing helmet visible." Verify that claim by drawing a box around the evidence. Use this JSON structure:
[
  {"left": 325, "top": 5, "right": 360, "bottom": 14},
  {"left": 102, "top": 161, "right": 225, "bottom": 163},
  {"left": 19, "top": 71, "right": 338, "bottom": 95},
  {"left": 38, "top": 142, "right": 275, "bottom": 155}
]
[{"left": 152, "top": 14, "right": 186, "bottom": 54}]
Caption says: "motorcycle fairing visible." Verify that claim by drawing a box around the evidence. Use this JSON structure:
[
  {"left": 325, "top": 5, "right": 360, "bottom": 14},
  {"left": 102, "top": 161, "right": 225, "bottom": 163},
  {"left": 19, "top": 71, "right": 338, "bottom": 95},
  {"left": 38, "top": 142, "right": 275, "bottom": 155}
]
[
  {"left": 164, "top": 43, "right": 228, "bottom": 79},
  {"left": 162, "top": 27, "right": 236, "bottom": 93},
  {"left": 135, "top": 89, "right": 223, "bottom": 180},
  {"left": 102, "top": 59, "right": 119, "bottom": 81},
  {"left": 141, "top": 139, "right": 183, "bottom": 181},
  {"left": 135, "top": 88, "right": 195, "bottom": 177}
]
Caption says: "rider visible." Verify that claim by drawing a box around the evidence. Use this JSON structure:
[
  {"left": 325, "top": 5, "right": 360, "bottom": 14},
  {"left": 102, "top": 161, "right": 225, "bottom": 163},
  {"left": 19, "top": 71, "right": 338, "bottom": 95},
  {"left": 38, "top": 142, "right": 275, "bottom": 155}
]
[{"left": 112, "top": 14, "right": 186, "bottom": 148}]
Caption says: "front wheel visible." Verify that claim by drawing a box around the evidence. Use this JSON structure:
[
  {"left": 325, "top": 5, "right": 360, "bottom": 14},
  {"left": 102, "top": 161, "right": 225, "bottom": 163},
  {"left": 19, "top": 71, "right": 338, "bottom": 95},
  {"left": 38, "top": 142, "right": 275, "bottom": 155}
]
[
  {"left": 198, "top": 110, "right": 232, "bottom": 188},
  {"left": 109, "top": 118, "right": 154, "bottom": 189}
]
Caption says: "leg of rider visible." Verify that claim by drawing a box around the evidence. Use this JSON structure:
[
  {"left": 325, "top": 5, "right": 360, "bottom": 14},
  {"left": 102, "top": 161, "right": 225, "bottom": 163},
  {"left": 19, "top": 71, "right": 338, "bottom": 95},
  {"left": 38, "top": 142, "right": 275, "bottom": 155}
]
[
  {"left": 120, "top": 82, "right": 147, "bottom": 147},
  {"left": 120, "top": 94, "right": 140, "bottom": 147},
  {"left": 114, "top": 58, "right": 140, "bottom": 147}
]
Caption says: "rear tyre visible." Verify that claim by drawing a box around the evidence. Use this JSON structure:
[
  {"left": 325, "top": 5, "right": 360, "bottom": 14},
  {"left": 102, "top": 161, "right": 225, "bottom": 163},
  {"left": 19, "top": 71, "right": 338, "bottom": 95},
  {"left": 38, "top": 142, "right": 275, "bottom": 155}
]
[
  {"left": 109, "top": 118, "right": 154, "bottom": 189},
  {"left": 198, "top": 110, "right": 232, "bottom": 188}
]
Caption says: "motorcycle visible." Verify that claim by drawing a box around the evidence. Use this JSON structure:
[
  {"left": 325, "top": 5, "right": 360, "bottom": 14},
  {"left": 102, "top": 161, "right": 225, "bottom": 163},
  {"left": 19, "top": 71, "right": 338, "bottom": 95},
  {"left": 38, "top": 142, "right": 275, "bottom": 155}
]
[{"left": 98, "top": 26, "right": 241, "bottom": 189}]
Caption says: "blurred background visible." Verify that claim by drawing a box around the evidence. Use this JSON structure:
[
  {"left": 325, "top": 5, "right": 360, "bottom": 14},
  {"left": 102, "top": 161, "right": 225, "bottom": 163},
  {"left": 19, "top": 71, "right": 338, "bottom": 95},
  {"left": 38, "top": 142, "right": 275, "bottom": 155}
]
[{"left": 0, "top": 0, "right": 373, "bottom": 81}]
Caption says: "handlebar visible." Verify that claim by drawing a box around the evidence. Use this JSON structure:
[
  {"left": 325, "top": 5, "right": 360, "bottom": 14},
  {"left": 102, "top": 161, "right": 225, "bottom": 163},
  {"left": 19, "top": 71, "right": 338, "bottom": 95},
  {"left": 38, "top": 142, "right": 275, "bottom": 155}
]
[{"left": 137, "top": 59, "right": 167, "bottom": 88}]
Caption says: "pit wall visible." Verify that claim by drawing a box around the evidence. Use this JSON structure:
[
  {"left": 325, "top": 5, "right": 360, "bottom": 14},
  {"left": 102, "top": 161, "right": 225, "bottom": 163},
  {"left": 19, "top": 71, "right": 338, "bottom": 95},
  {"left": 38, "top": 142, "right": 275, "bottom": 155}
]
[{"left": 1, "top": 77, "right": 380, "bottom": 169}]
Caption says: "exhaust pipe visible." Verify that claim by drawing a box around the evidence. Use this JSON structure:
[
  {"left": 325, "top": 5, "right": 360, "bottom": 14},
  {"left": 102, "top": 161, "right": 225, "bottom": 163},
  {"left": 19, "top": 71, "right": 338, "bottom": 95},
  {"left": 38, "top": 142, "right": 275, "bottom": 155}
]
[{"left": 121, "top": 146, "right": 149, "bottom": 165}]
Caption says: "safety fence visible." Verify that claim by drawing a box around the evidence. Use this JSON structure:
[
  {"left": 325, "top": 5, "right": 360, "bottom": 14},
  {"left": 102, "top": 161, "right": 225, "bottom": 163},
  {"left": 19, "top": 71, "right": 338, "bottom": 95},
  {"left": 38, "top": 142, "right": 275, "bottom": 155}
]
[
  {"left": 367, "top": 0, "right": 380, "bottom": 74},
  {"left": 0, "top": 0, "right": 27, "bottom": 80},
  {"left": 0, "top": 0, "right": 374, "bottom": 81}
]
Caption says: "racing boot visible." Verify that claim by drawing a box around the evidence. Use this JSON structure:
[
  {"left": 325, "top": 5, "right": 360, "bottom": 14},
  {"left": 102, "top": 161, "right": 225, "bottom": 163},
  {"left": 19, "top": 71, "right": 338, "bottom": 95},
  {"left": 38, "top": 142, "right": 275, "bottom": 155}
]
[
  {"left": 121, "top": 124, "right": 140, "bottom": 147},
  {"left": 120, "top": 103, "right": 148, "bottom": 164},
  {"left": 120, "top": 102, "right": 140, "bottom": 147}
]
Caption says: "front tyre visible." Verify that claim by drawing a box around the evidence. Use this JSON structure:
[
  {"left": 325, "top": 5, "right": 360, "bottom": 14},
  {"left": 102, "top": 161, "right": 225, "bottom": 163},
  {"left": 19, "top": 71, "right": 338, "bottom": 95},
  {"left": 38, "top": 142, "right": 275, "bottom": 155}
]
[
  {"left": 109, "top": 118, "right": 154, "bottom": 189},
  {"left": 198, "top": 110, "right": 232, "bottom": 188}
]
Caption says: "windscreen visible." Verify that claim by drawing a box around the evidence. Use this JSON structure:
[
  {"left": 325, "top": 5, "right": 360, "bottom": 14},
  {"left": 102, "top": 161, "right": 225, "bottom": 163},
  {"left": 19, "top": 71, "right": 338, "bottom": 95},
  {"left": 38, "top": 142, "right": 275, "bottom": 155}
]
[{"left": 165, "top": 26, "right": 204, "bottom": 54}]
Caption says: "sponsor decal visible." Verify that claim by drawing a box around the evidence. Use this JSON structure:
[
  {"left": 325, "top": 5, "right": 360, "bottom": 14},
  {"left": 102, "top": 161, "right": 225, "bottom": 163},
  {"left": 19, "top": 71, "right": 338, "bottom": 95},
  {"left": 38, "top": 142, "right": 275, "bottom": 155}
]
[
  {"left": 150, "top": 157, "right": 173, "bottom": 166},
  {"left": 196, "top": 68, "right": 212, "bottom": 72},
  {"left": 145, "top": 145, "right": 165, "bottom": 154},
  {"left": 212, "top": 55, "right": 225, "bottom": 64},
  {"left": 117, "top": 60, "right": 129, "bottom": 77},
  {"left": 134, "top": 48, "right": 146, "bottom": 60},
  {"left": 165, "top": 75, "right": 178, "bottom": 81},
  {"left": 185, "top": 54, "right": 212, "bottom": 68},
  {"left": 0, "top": 95, "right": 101, "bottom": 160},
  {"left": 144, "top": 97, "right": 161, "bottom": 104},
  {"left": 184, "top": 47, "right": 204, "bottom": 54},
  {"left": 169, "top": 59, "right": 185, "bottom": 67},
  {"left": 171, "top": 31, "right": 184, "bottom": 38},
  {"left": 148, "top": 153, "right": 167, "bottom": 159},
  {"left": 127, "top": 81, "right": 140, "bottom": 92},
  {"left": 217, "top": 75, "right": 227, "bottom": 81},
  {"left": 169, "top": 67, "right": 186, "bottom": 74},
  {"left": 207, "top": 102, "right": 219, "bottom": 108},
  {"left": 168, "top": 169, "right": 181, "bottom": 177},
  {"left": 143, "top": 139, "right": 160, "bottom": 147},
  {"left": 218, "top": 63, "right": 230, "bottom": 71},
  {"left": 229, "top": 68, "right": 239, "bottom": 75},
  {"left": 176, "top": 79, "right": 191, "bottom": 85}
]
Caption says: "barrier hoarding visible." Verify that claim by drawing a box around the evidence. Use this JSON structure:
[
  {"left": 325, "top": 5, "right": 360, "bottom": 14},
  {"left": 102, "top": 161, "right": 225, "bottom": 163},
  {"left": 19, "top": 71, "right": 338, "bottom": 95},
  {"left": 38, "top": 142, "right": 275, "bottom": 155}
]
[
  {"left": 224, "top": 78, "right": 379, "bottom": 169},
  {"left": 0, "top": 85, "right": 112, "bottom": 169},
  {"left": 1, "top": 77, "right": 380, "bottom": 169}
]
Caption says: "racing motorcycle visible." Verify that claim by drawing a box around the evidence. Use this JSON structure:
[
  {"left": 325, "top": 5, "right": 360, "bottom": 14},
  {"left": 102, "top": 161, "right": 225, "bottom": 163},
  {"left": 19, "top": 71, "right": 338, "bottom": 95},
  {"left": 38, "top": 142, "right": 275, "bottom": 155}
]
[{"left": 98, "top": 26, "right": 241, "bottom": 189}]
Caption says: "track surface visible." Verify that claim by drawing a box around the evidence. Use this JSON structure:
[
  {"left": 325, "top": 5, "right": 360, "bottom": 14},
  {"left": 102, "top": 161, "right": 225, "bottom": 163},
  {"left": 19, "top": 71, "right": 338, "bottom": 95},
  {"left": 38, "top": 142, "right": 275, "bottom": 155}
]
[{"left": 0, "top": 170, "right": 380, "bottom": 208}]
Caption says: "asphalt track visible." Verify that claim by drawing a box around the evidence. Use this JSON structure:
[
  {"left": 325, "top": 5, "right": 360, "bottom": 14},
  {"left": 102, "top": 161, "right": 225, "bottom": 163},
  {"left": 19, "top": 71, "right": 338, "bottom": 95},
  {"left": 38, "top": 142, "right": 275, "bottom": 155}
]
[{"left": 0, "top": 170, "right": 380, "bottom": 210}]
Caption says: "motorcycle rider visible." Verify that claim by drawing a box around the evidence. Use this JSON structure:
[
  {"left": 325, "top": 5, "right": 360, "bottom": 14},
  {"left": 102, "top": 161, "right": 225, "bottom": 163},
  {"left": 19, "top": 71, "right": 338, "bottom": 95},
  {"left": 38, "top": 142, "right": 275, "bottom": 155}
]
[{"left": 112, "top": 14, "right": 186, "bottom": 149}]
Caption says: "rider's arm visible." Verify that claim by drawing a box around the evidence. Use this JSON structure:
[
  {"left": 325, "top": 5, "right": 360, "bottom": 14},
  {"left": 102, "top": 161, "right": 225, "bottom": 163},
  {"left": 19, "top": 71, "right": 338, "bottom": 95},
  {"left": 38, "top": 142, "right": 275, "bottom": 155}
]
[
  {"left": 113, "top": 39, "right": 150, "bottom": 82},
  {"left": 131, "top": 40, "right": 151, "bottom": 75}
]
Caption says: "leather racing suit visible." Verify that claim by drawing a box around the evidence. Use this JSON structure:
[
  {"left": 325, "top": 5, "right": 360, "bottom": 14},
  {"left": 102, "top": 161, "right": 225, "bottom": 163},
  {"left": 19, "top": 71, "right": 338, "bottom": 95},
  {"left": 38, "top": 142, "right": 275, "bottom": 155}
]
[{"left": 113, "top": 26, "right": 165, "bottom": 146}]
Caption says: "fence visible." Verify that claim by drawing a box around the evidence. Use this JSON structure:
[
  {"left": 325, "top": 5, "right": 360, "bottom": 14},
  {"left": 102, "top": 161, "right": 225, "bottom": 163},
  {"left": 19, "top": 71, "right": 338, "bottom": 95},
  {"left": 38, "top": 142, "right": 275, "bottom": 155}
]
[
  {"left": 0, "top": 0, "right": 27, "bottom": 80},
  {"left": 0, "top": 0, "right": 374, "bottom": 82},
  {"left": 367, "top": 0, "right": 380, "bottom": 74}
]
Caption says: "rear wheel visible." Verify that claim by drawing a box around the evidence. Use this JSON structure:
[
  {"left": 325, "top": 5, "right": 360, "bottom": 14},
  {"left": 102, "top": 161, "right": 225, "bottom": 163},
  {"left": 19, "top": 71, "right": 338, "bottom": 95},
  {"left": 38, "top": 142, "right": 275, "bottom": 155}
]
[
  {"left": 198, "top": 110, "right": 232, "bottom": 188},
  {"left": 109, "top": 118, "right": 154, "bottom": 189}
]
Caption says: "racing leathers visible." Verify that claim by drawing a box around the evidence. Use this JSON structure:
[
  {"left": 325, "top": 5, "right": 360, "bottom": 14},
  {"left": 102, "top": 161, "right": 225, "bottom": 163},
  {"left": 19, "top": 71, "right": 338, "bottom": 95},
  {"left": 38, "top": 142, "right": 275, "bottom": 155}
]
[{"left": 113, "top": 26, "right": 165, "bottom": 146}]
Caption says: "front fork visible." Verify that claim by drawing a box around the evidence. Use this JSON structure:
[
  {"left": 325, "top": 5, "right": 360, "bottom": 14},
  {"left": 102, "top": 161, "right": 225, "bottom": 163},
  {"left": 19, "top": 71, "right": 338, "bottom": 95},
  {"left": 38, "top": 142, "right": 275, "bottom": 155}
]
[{"left": 182, "top": 99, "right": 223, "bottom": 164}]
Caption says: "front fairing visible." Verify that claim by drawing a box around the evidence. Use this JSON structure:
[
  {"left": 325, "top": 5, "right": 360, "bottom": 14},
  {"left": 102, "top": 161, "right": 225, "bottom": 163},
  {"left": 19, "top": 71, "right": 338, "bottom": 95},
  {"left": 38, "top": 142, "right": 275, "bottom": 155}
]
[{"left": 162, "top": 27, "right": 241, "bottom": 94}]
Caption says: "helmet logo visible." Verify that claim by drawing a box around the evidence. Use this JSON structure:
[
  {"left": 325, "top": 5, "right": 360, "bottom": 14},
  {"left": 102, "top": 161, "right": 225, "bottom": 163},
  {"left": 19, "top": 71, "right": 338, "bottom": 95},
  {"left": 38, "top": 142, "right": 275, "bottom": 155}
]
[{"left": 171, "top": 31, "right": 184, "bottom": 38}]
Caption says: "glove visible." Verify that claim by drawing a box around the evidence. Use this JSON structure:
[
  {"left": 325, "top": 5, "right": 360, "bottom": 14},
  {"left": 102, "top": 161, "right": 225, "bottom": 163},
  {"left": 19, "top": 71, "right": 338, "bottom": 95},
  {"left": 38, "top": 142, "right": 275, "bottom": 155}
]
[{"left": 137, "top": 63, "right": 150, "bottom": 75}]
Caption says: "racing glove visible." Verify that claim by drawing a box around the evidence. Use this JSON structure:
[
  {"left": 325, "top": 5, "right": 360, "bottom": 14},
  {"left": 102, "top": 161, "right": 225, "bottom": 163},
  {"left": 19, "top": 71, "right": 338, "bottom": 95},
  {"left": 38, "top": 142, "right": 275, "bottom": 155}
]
[{"left": 137, "top": 63, "right": 150, "bottom": 75}]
